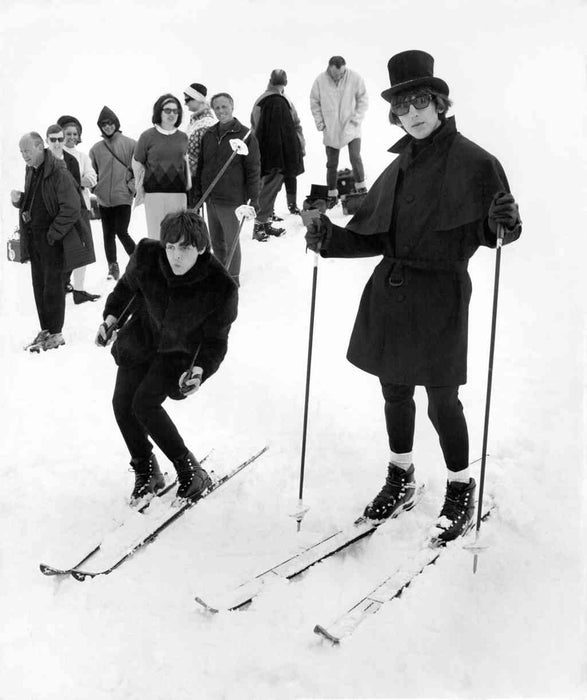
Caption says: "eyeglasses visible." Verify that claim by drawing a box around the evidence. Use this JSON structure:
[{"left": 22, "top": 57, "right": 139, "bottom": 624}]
[
  {"left": 184, "top": 96, "right": 193, "bottom": 104},
  {"left": 391, "top": 94, "right": 433, "bottom": 116},
  {"left": 162, "top": 107, "right": 179, "bottom": 114},
  {"left": 99, "top": 120, "right": 115, "bottom": 127},
  {"left": 48, "top": 136, "right": 65, "bottom": 143}
]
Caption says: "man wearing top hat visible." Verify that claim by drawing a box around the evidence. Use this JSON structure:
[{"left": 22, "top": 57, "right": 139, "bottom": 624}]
[{"left": 305, "top": 50, "right": 521, "bottom": 543}]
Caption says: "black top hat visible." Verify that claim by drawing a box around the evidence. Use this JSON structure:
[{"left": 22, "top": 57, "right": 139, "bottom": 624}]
[
  {"left": 306, "top": 184, "right": 329, "bottom": 200},
  {"left": 381, "top": 50, "right": 449, "bottom": 103}
]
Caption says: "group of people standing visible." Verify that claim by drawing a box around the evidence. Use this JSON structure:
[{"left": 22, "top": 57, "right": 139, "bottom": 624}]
[{"left": 11, "top": 49, "right": 521, "bottom": 546}]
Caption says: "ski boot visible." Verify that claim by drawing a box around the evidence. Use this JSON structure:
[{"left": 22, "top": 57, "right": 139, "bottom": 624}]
[
  {"left": 173, "top": 451, "right": 212, "bottom": 502},
  {"left": 271, "top": 211, "right": 284, "bottom": 223},
  {"left": 129, "top": 453, "right": 165, "bottom": 507},
  {"left": 430, "top": 478, "right": 477, "bottom": 545},
  {"left": 363, "top": 463, "right": 417, "bottom": 521},
  {"left": 287, "top": 203, "right": 301, "bottom": 215},
  {"left": 24, "top": 329, "right": 50, "bottom": 352},
  {"left": 266, "top": 221, "right": 285, "bottom": 237},
  {"left": 252, "top": 222, "right": 270, "bottom": 242},
  {"left": 107, "top": 262, "right": 120, "bottom": 281}
]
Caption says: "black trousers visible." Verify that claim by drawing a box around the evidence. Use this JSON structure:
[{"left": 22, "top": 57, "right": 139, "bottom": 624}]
[
  {"left": 380, "top": 382, "right": 469, "bottom": 472},
  {"left": 112, "top": 357, "right": 187, "bottom": 462},
  {"left": 28, "top": 229, "right": 66, "bottom": 334},
  {"left": 99, "top": 205, "right": 135, "bottom": 264}
]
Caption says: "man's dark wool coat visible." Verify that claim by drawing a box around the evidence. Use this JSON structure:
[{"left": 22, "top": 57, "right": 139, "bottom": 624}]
[
  {"left": 320, "top": 117, "right": 521, "bottom": 386},
  {"left": 14, "top": 150, "right": 95, "bottom": 271},
  {"left": 104, "top": 240, "right": 238, "bottom": 397},
  {"left": 255, "top": 94, "right": 304, "bottom": 178}
]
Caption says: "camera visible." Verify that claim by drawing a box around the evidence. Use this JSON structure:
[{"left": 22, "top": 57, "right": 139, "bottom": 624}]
[{"left": 22, "top": 211, "right": 31, "bottom": 224}]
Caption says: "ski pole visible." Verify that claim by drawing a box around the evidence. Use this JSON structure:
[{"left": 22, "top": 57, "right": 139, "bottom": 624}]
[
  {"left": 293, "top": 244, "right": 321, "bottom": 531},
  {"left": 225, "top": 199, "right": 251, "bottom": 272},
  {"left": 192, "top": 130, "right": 252, "bottom": 212},
  {"left": 468, "top": 222, "right": 504, "bottom": 573}
]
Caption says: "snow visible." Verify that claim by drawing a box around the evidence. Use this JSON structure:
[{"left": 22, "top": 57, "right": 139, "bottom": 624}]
[{"left": 1, "top": 0, "right": 586, "bottom": 698}]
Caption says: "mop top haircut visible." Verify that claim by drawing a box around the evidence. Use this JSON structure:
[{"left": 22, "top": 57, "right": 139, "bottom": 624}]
[
  {"left": 388, "top": 86, "right": 453, "bottom": 126},
  {"left": 46, "top": 124, "right": 63, "bottom": 137},
  {"left": 152, "top": 93, "right": 183, "bottom": 127},
  {"left": 160, "top": 210, "right": 210, "bottom": 251}
]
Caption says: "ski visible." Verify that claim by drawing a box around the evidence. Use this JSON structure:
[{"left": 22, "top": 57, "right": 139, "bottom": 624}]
[
  {"left": 40, "top": 447, "right": 268, "bottom": 580},
  {"left": 194, "top": 484, "right": 426, "bottom": 612},
  {"left": 313, "top": 502, "right": 495, "bottom": 644}
]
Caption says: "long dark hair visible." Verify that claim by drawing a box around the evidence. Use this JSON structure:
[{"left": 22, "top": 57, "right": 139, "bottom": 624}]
[{"left": 388, "top": 86, "right": 453, "bottom": 126}]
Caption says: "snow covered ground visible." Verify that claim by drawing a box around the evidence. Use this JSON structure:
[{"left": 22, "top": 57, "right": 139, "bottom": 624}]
[{"left": 1, "top": 1, "right": 586, "bottom": 698}]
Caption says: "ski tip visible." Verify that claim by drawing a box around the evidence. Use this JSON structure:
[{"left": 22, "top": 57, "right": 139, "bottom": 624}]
[
  {"left": 39, "top": 563, "right": 68, "bottom": 576},
  {"left": 70, "top": 570, "right": 95, "bottom": 582},
  {"left": 194, "top": 596, "right": 219, "bottom": 613},
  {"left": 313, "top": 624, "right": 341, "bottom": 644}
]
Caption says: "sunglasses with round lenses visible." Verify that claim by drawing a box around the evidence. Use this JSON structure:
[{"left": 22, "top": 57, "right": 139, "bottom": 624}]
[
  {"left": 391, "top": 94, "right": 433, "bottom": 116},
  {"left": 48, "top": 136, "right": 65, "bottom": 143},
  {"left": 162, "top": 107, "right": 179, "bottom": 114}
]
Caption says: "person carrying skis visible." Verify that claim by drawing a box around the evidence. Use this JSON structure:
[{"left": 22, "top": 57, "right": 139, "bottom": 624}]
[
  {"left": 95, "top": 209, "right": 238, "bottom": 507},
  {"left": 305, "top": 50, "right": 521, "bottom": 543}
]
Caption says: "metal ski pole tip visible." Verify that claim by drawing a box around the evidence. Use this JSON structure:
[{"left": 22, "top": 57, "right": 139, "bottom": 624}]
[{"left": 289, "top": 501, "right": 310, "bottom": 530}]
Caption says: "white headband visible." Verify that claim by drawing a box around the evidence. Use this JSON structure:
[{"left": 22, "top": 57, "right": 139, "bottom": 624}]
[{"left": 184, "top": 86, "right": 206, "bottom": 102}]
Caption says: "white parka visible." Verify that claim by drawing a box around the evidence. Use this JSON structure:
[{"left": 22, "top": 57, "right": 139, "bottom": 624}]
[{"left": 309, "top": 68, "right": 368, "bottom": 148}]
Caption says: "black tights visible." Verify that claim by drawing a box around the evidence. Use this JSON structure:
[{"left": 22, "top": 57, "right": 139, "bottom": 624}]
[{"left": 380, "top": 382, "right": 469, "bottom": 472}]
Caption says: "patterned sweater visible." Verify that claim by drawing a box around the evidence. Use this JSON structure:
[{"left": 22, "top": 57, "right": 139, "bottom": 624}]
[
  {"left": 134, "top": 127, "right": 188, "bottom": 193},
  {"left": 187, "top": 108, "right": 216, "bottom": 176}
]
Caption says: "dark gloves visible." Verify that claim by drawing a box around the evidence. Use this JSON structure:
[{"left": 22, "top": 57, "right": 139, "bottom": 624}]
[
  {"left": 304, "top": 213, "right": 331, "bottom": 252},
  {"left": 488, "top": 192, "right": 520, "bottom": 234}
]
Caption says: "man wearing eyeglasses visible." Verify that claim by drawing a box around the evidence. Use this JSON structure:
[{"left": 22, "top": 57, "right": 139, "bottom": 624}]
[
  {"left": 89, "top": 106, "right": 137, "bottom": 281},
  {"left": 11, "top": 132, "right": 89, "bottom": 352},
  {"left": 304, "top": 51, "right": 521, "bottom": 544}
]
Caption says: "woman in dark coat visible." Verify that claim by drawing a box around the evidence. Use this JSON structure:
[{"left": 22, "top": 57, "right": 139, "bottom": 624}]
[
  {"left": 305, "top": 50, "right": 521, "bottom": 543},
  {"left": 96, "top": 210, "right": 238, "bottom": 507}
]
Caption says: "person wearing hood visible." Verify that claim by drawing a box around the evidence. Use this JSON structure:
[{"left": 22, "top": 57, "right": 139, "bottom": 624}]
[
  {"left": 305, "top": 51, "right": 521, "bottom": 544},
  {"left": 193, "top": 92, "right": 260, "bottom": 285},
  {"left": 89, "top": 106, "right": 137, "bottom": 281},
  {"left": 183, "top": 83, "right": 216, "bottom": 209},
  {"left": 251, "top": 69, "right": 306, "bottom": 220},
  {"left": 57, "top": 114, "right": 100, "bottom": 303}
]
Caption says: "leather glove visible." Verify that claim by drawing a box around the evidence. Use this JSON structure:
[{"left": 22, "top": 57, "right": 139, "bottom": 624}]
[
  {"left": 95, "top": 320, "right": 117, "bottom": 347},
  {"left": 304, "top": 214, "right": 329, "bottom": 252},
  {"left": 488, "top": 192, "right": 519, "bottom": 234},
  {"left": 179, "top": 366, "right": 203, "bottom": 396}
]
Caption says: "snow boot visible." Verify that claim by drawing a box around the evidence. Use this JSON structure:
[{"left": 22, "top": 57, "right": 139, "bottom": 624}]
[
  {"left": 252, "top": 222, "right": 269, "bottom": 242},
  {"left": 288, "top": 203, "right": 301, "bottom": 215},
  {"left": 265, "top": 221, "right": 285, "bottom": 237},
  {"left": 129, "top": 453, "right": 165, "bottom": 507},
  {"left": 24, "top": 329, "right": 49, "bottom": 352},
  {"left": 430, "top": 478, "right": 477, "bottom": 544},
  {"left": 107, "top": 262, "right": 120, "bottom": 280},
  {"left": 41, "top": 332, "right": 65, "bottom": 351},
  {"left": 271, "top": 211, "right": 284, "bottom": 222},
  {"left": 363, "top": 463, "right": 417, "bottom": 521},
  {"left": 173, "top": 450, "right": 212, "bottom": 501}
]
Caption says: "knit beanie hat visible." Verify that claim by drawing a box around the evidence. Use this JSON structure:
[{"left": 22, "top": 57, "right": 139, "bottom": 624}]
[{"left": 57, "top": 115, "right": 83, "bottom": 142}]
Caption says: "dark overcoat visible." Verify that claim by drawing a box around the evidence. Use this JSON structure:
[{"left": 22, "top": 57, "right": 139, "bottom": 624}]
[
  {"left": 255, "top": 94, "right": 304, "bottom": 178},
  {"left": 320, "top": 117, "right": 521, "bottom": 386},
  {"left": 103, "top": 240, "right": 238, "bottom": 396},
  {"left": 14, "top": 150, "right": 95, "bottom": 271}
]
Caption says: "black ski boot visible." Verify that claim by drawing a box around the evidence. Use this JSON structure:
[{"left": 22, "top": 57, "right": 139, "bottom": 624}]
[
  {"left": 265, "top": 221, "right": 285, "bottom": 237},
  {"left": 288, "top": 203, "right": 301, "bottom": 215},
  {"left": 173, "top": 451, "right": 212, "bottom": 501},
  {"left": 252, "top": 222, "right": 269, "bottom": 242},
  {"left": 107, "top": 262, "right": 120, "bottom": 280},
  {"left": 363, "top": 463, "right": 417, "bottom": 521},
  {"left": 431, "top": 478, "right": 477, "bottom": 545},
  {"left": 129, "top": 453, "right": 165, "bottom": 507},
  {"left": 271, "top": 211, "right": 284, "bottom": 222}
]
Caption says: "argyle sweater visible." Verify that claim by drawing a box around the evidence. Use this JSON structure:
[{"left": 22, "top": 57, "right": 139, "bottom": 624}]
[{"left": 134, "top": 127, "right": 188, "bottom": 193}]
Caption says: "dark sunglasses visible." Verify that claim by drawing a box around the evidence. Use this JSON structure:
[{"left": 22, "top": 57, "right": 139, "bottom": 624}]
[
  {"left": 48, "top": 136, "right": 65, "bottom": 143},
  {"left": 99, "top": 120, "right": 115, "bottom": 127},
  {"left": 391, "top": 93, "right": 433, "bottom": 116},
  {"left": 162, "top": 107, "right": 179, "bottom": 114},
  {"left": 184, "top": 96, "right": 193, "bottom": 104}
]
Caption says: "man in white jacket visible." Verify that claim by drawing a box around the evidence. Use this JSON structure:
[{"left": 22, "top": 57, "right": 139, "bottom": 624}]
[{"left": 310, "top": 56, "right": 368, "bottom": 206}]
